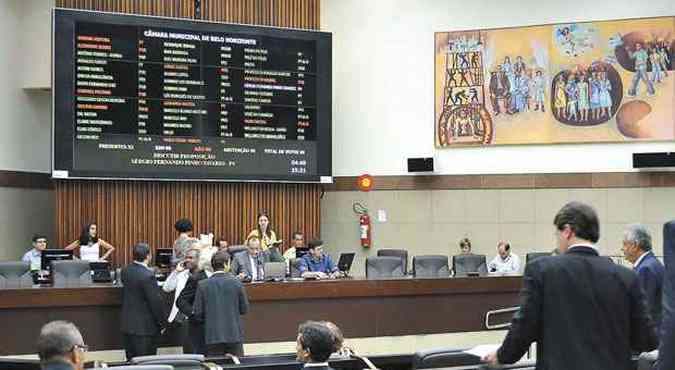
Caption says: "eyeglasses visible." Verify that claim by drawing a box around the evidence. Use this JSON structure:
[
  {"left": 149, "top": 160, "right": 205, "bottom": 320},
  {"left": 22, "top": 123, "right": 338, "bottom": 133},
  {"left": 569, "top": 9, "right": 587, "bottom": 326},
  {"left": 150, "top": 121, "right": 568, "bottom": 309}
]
[{"left": 72, "top": 344, "right": 88, "bottom": 353}]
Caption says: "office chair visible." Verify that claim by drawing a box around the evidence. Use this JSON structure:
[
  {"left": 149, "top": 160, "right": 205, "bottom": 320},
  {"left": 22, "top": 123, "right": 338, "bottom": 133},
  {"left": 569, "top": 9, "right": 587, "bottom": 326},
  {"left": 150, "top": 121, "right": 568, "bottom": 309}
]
[
  {"left": 95, "top": 366, "right": 174, "bottom": 370},
  {"left": 365, "top": 256, "right": 404, "bottom": 279},
  {"left": 452, "top": 254, "right": 488, "bottom": 276},
  {"left": 412, "top": 255, "right": 450, "bottom": 278},
  {"left": 132, "top": 354, "right": 203, "bottom": 368},
  {"left": 377, "top": 249, "right": 409, "bottom": 274},
  {"left": 0, "top": 261, "right": 33, "bottom": 288},
  {"left": 412, "top": 347, "right": 477, "bottom": 369},
  {"left": 525, "top": 252, "right": 551, "bottom": 264},
  {"left": 227, "top": 245, "right": 248, "bottom": 258},
  {"left": 289, "top": 258, "right": 303, "bottom": 278},
  {"left": 51, "top": 260, "right": 92, "bottom": 287}
]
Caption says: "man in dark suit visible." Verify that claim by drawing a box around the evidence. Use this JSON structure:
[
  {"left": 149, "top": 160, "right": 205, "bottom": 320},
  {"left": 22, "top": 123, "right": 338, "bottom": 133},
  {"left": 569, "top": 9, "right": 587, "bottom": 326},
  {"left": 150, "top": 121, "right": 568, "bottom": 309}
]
[
  {"left": 231, "top": 236, "right": 270, "bottom": 281},
  {"left": 176, "top": 248, "right": 209, "bottom": 355},
  {"left": 296, "top": 321, "right": 336, "bottom": 370},
  {"left": 121, "top": 242, "right": 167, "bottom": 360},
  {"left": 658, "top": 221, "right": 675, "bottom": 370},
  {"left": 194, "top": 250, "right": 249, "bottom": 357},
  {"left": 484, "top": 201, "right": 658, "bottom": 370},
  {"left": 622, "top": 223, "right": 665, "bottom": 329},
  {"left": 37, "top": 321, "right": 87, "bottom": 370}
]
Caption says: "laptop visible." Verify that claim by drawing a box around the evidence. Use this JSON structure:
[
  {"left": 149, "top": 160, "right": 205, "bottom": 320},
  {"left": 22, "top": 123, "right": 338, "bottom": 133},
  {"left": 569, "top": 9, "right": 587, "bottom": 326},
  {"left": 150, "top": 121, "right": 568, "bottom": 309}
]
[
  {"left": 337, "top": 253, "right": 355, "bottom": 275},
  {"left": 264, "top": 262, "right": 286, "bottom": 281}
]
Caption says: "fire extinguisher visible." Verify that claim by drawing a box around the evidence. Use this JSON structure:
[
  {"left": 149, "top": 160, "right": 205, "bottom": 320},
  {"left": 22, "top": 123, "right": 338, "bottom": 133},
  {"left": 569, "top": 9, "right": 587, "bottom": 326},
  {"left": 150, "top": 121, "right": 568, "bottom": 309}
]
[{"left": 353, "top": 202, "right": 371, "bottom": 248}]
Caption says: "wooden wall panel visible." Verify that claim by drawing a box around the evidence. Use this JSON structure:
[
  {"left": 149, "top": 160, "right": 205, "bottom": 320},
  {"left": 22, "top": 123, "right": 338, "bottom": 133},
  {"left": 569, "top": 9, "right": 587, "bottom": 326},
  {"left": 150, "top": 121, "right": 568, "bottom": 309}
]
[
  {"left": 54, "top": 0, "right": 322, "bottom": 265},
  {"left": 55, "top": 181, "right": 322, "bottom": 266}
]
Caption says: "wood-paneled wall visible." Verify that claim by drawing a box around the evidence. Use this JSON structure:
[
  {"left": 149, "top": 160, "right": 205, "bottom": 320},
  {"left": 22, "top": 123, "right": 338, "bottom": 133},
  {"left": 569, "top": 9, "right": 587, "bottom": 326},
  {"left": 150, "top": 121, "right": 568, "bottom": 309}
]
[{"left": 54, "top": 0, "right": 322, "bottom": 265}]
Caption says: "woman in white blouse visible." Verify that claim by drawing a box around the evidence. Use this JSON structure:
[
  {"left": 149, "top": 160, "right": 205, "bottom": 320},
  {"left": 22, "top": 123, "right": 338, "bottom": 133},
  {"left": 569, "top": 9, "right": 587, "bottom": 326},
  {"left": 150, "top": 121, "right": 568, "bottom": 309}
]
[{"left": 65, "top": 223, "right": 115, "bottom": 261}]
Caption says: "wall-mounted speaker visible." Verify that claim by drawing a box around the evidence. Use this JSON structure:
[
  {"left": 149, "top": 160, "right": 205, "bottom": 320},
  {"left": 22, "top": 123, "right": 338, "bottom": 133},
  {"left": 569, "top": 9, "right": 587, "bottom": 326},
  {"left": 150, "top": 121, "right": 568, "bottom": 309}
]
[
  {"left": 633, "top": 152, "right": 675, "bottom": 168},
  {"left": 407, "top": 157, "right": 434, "bottom": 172}
]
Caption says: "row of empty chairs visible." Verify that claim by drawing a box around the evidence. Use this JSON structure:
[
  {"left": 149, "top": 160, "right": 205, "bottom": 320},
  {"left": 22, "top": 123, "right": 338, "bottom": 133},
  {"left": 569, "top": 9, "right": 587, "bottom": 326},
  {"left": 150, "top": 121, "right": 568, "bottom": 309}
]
[{"left": 0, "top": 260, "right": 92, "bottom": 288}]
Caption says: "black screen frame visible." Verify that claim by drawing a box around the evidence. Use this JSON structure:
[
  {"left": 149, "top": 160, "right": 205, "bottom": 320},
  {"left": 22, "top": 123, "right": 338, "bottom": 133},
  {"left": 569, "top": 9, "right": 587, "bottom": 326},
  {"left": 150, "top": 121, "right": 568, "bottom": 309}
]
[{"left": 53, "top": 8, "right": 332, "bottom": 183}]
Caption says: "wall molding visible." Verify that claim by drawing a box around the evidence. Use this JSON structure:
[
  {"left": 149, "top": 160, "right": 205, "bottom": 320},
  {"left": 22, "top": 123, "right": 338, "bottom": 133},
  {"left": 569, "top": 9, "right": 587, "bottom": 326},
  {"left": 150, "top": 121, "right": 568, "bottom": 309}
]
[
  {"left": 0, "top": 170, "right": 53, "bottom": 189},
  {"left": 323, "top": 172, "right": 675, "bottom": 191}
]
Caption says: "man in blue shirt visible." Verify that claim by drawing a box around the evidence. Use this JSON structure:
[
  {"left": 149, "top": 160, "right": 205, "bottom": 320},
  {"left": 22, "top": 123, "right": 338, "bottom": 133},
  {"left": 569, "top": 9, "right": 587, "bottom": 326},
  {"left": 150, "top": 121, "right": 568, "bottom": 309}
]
[
  {"left": 298, "top": 240, "right": 339, "bottom": 279},
  {"left": 22, "top": 234, "right": 48, "bottom": 271}
]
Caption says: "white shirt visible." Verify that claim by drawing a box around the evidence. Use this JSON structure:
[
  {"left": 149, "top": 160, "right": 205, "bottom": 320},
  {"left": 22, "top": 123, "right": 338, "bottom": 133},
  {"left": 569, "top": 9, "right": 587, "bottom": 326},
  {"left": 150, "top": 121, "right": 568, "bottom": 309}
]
[
  {"left": 489, "top": 253, "right": 521, "bottom": 274},
  {"left": 162, "top": 269, "right": 190, "bottom": 322},
  {"left": 22, "top": 249, "right": 42, "bottom": 271},
  {"left": 568, "top": 243, "right": 598, "bottom": 252},
  {"left": 80, "top": 242, "right": 100, "bottom": 261},
  {"left": 249, "top": 254, "right": 260, "bottom": 280},
  {"left": 304, "top": 363, "right": 330, "bottom": 368}
]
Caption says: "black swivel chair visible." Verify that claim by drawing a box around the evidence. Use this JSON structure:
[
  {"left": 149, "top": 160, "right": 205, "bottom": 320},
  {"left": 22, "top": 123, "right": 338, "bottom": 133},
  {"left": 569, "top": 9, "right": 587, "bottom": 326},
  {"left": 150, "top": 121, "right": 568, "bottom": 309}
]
[
  {"left": 51, "top": 260, "right": 92, "bottom": 287},
  {"left": 452, "top": 254, "right": 488, "bottom": 276},
  {"left": 96, "top": 366, "right": 174, "bottom": 370},
  {"left": 365, "top": 256, "right": 404, "bottom": 279},
  {"left": 412, "top": 347, "right": 479, "bottom": 369},
  {"left": 412, "top": 255, "right": 450, "bottom": 278},
  {"left": 525, "top": 252, "right": 551, "bottom": 264},
  {"left": 377, "top": 249, "right": 409, "bottom": 274},
  {"left": 0, "top": 261, "right": 33, "bottom": 288},
  {"left": 132, "top": 354, "right": 203, "bottom": 369},
  {"left": 289, "top": 258, "right": 303, "bottom": 278}
]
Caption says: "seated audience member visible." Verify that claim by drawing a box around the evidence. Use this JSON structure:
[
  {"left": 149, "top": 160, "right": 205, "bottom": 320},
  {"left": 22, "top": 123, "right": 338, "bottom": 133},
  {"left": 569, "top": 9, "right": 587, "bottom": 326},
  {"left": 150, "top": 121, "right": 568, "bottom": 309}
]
[
  {"left": 173, "top": 218, "right": 197, "bottom": 261},
  {"left": 22, "top": 234, "right": 48, "bottom": 271},
  {"left": 231, "top": 236, "right": 270, "bottom": 281},
  {"left": 65, "top": 223, "right": 115, "bottom": 262},
  {"left": 622, "top": 223, "right": 664, "bottom": 329},
  {"left": 216, "top": 237, "right": 229, "bottom": 252},
  {"left": 488, "top": 241, "right": 521, "bottom": 274},
  {"left": 296, "top": 321, "right": 337, "bottom": 370},
  {"left": 163, "top": 247, "right": 200, "bottom": 353},
  {"left": 37, "top": 321, "right": 87, "bottom": 370},
  {"left": 284, "top": 231, "right": 305, "bottom": 260},
  {"left": 299, "top": 240, "right": 339, "bottom": 279},
  {"left": 322, "top": 321, "right": 354, "bottom": 357},
  {"left": 458, "top": 237, "right": 472, "bottom": 255},
  {"left": 194, "top": 251, "right": 249, "bottom": 357}
]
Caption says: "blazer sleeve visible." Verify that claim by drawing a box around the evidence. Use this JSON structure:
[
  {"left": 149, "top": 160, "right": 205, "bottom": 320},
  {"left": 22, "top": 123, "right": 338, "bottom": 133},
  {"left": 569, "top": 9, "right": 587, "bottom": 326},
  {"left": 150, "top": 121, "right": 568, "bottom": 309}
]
[
  {"left": 193, "top": 282, "right": 206, "bottom": 323},
  {"left": 298, "top": 257, "right": 309, "bottom": 274},
  {"left": 176, "top": 273, "right": 199, "bottom": 317},
  {"left": 238, "top": 282, "right": 250, "bottom": 315},
  {"left": 231, "top": 255, "right": 244, "bottom": 276},
  {"left": 497, "top": 261, "right": 543, "bottom": 364},
  {"left": 628, "top": 273, "right": 659, "bottom": 352},
  {"left": 142, "top": 272, "right": 168, "bottom": 329},
  {"left": 658, "top": 220, "right": 675, "bottom": 370},
  {"left": 637, "top": 264, "right": 658, "bottom": 314}
]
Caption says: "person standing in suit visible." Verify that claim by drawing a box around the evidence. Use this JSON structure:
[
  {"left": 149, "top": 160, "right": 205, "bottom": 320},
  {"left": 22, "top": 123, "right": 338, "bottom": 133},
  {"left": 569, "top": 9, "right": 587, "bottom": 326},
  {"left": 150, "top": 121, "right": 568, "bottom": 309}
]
[
  {"left": 483, "top": 201, "right": 658, "bottom": 369},
  {"left": 231, "top": 236, "right": 270, "bottom": 281},
  {"left": 658, "top": 221, "right": 675, "bottom": 370},
  {"left": 163, "top": 246, "right": 200, "bottom": 354},
  {"left": 37, "top": 321, "right": 87, "bottom": 370},
  {"left": 194, "top": 250, "right": 249, "bottom": 357},
  {"left": 176, "top": 248, "right": 210, "bottom": 355},
  {"left": 622, "top": 224, "right": 665, "bottom": 329},
  {"left": 296, "top": 321, "right": 336, "bottom": 370},
  {"left": 121, "top": 243, "right": 167, "bottom": 360}
]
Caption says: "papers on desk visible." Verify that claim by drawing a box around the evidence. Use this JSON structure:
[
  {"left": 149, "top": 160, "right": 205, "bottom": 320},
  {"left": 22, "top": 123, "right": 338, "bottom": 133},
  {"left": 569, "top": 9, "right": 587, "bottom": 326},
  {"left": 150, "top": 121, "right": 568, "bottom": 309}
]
[{"left": 463, "top": 344, "right": 501, "bottom": 358}]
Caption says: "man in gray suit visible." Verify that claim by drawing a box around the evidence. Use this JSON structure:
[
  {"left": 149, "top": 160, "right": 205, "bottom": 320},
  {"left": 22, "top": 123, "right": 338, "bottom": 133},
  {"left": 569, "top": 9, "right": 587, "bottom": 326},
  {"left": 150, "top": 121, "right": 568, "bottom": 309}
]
[
  {"left": 194, "top": 250, "right": 249, "bottom": 357},
  {"left": 231, "top": 236, "right": 270, "bottom": 281}
]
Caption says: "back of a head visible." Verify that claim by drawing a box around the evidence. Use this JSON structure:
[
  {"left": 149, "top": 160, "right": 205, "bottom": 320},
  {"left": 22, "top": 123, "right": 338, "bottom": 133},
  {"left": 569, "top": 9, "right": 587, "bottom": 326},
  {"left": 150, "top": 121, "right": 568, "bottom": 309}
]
[
  {"left": 553, "top": 201, "right": 600, "bottom": 243},
  {"left": 37, "top": 321, "right": 83, "bottom": 363},
  {"left": 133, "top": 243, "right": 151, "bottom": 262},
  {"left": 308, "top": 239, "right": 323, "bottom": 249},
  {"left": 211, "top": 250, "right": 230, "bottom": 271},
  {"left": 298, "top": 321, "right": 335, "bottom": 363},
  {"left": 174, "top": 218, "right": 193, "bottom": 233}
]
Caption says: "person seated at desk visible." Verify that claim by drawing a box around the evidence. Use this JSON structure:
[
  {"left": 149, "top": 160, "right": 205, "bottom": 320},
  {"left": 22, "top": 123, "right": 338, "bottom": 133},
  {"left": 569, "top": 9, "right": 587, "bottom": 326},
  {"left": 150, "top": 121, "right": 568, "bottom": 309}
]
[
  {"left": 284, "top": 231, "right": 305, "bottom": 260},
  {"left": 65, "top": 223, "right": 115, "bottom": 262},
  {"left": 458, "top": 237, "right": 473, "bottom": 255},
  {"left": 22, "top": 234, "right": 48, "bottom": 271},
  {"left": 231, "top": 236, "right": 270, "bottom": 281},
  {"left": 247, "top": 210, "right": 284, "bottom": 262},
  {"left": 488, "top": 240, "right": 520, "bottom": 274},
  {"left": 216, "top": 237, "right": 229, "bottom": 252},
  {"left": 298, "top": 240, "right": 340, "bottom": 279}
]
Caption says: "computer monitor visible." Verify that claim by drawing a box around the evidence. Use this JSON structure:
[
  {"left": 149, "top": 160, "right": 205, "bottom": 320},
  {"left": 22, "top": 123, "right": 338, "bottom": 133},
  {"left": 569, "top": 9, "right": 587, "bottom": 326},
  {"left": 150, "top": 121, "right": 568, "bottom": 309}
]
[
  {"left": 295, "top": 247, "right": 309, "bottom": 258},
  {"left": 41, "top": 249, "right": 74, "bottom": 271},
  {"left": 155, "top": 248, "right": 173, "bottom": 268},
  {"left": 337, "top": 253, "right": 355, "bottom": 273},
  {"left": 89, "top": 261, "right": 112, "bottom": 283}
]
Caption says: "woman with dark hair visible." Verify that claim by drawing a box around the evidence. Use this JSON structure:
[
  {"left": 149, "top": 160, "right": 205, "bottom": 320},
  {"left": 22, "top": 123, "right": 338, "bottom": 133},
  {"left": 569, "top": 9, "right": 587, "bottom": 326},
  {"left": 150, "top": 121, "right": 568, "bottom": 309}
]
[
  {"left": 247, "top": 211, "right": 283, "bottom": 262},
  {"left": 173, "top": 218, "right": 198, "bottom": 261},
  {"left": 65, "top": 223, "right": 115, "bottom": 261}
]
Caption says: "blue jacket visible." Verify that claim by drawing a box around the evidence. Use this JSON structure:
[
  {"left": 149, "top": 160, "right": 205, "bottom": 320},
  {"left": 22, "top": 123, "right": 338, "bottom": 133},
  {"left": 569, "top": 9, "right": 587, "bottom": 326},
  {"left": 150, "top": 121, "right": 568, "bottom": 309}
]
[{"left": 635, "top": 251, "right": 665, "bottom": 329}]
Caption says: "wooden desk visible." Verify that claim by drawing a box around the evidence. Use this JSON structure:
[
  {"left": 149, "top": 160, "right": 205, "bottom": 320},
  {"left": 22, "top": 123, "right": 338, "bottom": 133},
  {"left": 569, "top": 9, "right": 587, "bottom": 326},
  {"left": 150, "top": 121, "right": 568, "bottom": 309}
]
[{"left": 0, "top": 276, "right": 522, "bottom": 355}]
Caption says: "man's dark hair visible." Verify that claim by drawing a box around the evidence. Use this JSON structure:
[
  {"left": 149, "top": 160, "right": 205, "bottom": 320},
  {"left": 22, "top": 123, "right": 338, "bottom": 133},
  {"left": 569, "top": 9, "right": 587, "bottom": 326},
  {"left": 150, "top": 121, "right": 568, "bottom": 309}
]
[
  {"left": 132, "top": 242, "right": 151, "bottom": 262},
  {"left": 298, "top": 321, "right": 335, "bottom": 362},
  {"left": 32, "top": 234, "right": 47, "bottom": 243},
  {"left": 308, "top": 239, "right": 324, "bottom": 250},
  {"left": 211, "top": 250, "right": 230, "bottom": 271},
  {"left": 37, "top": 321, "right": 83, "bottom": 363},
  {"left": 292, "top": 231, "right": 304, "bottom": 240},
  {"left": 174, "top": 218, "right": 193, "bottom": 233},
  {"left": 553, "top": 201, "right": 600, "bottom": 243}
]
